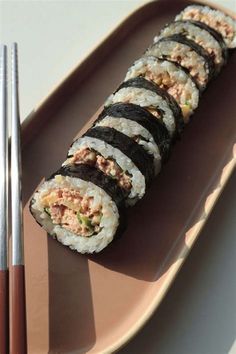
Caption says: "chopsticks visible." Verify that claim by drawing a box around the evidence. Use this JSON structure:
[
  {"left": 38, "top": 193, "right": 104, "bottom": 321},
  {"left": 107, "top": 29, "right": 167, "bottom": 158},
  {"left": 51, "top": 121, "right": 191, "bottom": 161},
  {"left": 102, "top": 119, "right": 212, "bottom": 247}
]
[
  {"left": 0, "top": 43, "right": 27, "bottom": 354},
  {"left": 0, "top": 44, "right": 9, "bottom": 354},
  {"left": 11, "top": 43, "right": 27, "bottom": 354}
]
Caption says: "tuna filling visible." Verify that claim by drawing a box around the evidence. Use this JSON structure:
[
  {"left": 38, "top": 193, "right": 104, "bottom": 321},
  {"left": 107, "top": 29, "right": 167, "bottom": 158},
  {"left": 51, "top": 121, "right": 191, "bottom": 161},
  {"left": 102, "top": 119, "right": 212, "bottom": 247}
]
[
  {"left": 41, "top": 188, "right": 103, "bottom": 237},
  {"left": 68, "top": 148, "right": 132, "bottom": 191},
  {"left": 146, "top": 106, "right": 162, "bottom": 119},
  {"left": 142, "top": 72, "right": 192, "bottom": 119}
]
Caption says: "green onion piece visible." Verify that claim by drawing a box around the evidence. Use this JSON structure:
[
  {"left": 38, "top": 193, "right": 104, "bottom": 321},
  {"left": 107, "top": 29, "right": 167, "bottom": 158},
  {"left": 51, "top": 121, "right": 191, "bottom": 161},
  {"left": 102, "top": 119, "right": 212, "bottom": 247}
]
[
  {"left": 185, "top": 100, "right": 191, "bottom": 106},
  {"left": 77, "top": 212, "right": 93, "bottom": 229},
  {"left": 44, "top": 207, "right": 51, "bottom": 216}
]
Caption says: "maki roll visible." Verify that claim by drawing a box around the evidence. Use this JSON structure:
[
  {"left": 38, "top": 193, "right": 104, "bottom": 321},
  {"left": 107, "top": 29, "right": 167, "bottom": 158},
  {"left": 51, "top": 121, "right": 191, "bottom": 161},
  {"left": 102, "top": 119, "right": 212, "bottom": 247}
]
[
  {"left": 125, "top": 56, "right": 199, "bottom": 122},
  {"left": 155, "top": 20, "right": 228, "bottom": 75},
  {"left": 176, "top": 5, "right": 236, "bottom": 49},
  {"left": 145, "top": 34, "right": 214, "bottom": 90},
  {"left": 105, "top": 77, "right": 184, "bottom": 137},
  {"left": 64, "top": 127, "right": 155, "bottom": 205},
  {"left": 30, "top": 164, "right": 126, "bottom": 254},
  {"left": 30, "top": 2, "right": 236, "bottom": 256},
  {"left": 94, "top": 102, "right": 171, "bottom": 174}
]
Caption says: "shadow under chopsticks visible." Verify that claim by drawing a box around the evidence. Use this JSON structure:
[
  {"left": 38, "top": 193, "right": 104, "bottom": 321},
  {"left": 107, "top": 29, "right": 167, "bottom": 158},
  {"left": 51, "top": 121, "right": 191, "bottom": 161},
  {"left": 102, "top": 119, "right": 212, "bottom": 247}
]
[{"left": 47, "top": 238, "right": 96, "bottom": 354}]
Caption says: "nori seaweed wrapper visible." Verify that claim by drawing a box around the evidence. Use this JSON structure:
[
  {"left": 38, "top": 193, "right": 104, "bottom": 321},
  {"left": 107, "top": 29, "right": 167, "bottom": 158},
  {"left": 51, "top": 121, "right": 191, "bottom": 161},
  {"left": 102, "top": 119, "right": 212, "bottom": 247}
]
[
  {"left": 51, "top": 164, "right": 128, "bottom": 207},
  {"left": 83, "top": 126, "right": 155, "bottom": 188},
  {"left": 152, "top": 34, "right": 215, "bottom": 88},
  {"left": 95, "top": 102, "right": 171, "bottom": 162},
  {"left": 114, "top": 77, "right": 184, "bottom": 136},
  {"left": 176, "top": 20, "right": 228, "bottom": 63}
]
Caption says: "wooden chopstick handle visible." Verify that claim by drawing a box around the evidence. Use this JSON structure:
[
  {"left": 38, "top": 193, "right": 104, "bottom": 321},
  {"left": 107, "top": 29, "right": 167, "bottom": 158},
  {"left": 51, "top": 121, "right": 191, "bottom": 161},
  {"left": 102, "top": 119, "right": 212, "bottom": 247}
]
[
  {"left": 11, "top": 265, "right": 26, "bottom": 354},
  {"left": 0, "top": 269, "right": 9, "bottom": 354}
]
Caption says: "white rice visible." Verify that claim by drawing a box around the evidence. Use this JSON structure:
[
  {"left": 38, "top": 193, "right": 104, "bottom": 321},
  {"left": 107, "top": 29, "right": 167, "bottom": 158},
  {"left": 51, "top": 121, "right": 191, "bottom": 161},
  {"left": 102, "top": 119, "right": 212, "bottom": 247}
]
[
  {"left": 176, "top": 5, "right": 236, "bottom": 48},
  {"left": 146, "top": 40, "right": 210, "bottom": 88},
  {"left": 30, "top": 175, "right": 120, "bottom": 254},
  {"left": 65, "top": 136, "right": 146, "bottom": 204},
  {"left": 106, "top": 86, "right": 176, "bottom": 136},
  {"left": 95, "top": 115, "right": 161, "bottom": 175},
  {"left": 154, "top": 21, "right": 225, "bottom": 72},
  {"left": 125, "top": 57, "right": 199, "bottom": 122}
]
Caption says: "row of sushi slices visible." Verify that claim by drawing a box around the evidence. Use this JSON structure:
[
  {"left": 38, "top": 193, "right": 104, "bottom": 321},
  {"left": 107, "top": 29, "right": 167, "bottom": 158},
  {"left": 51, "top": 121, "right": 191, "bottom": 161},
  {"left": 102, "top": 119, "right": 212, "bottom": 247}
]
[{"left": 30, "top": 5, "right": 236, "bottom": 254}]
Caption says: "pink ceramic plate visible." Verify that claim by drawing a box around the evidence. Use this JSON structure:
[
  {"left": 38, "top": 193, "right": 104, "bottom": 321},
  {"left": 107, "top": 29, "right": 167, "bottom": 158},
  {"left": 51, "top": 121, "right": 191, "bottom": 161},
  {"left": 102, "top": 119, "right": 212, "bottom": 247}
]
[{"left": 22, "top": 1, "right": 236, "bottom": 352}]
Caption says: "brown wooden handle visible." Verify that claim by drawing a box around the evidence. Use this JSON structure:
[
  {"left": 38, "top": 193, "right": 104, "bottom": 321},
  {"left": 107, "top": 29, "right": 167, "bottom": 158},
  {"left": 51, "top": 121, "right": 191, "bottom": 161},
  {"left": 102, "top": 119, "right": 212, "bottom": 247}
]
[
  {"left": 11, "top": 265, "right": 27, "bottom": 354},
  {"left": 0, "top": 269, "right": 9, "bottom": 354}
]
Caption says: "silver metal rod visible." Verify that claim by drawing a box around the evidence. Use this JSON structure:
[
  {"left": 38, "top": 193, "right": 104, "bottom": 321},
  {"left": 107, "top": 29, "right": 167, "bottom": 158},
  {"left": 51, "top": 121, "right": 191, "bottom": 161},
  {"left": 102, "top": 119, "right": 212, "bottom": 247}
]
[
  {"left": 11, "top": 43, "right": 24, "bottom": 266},
  {"left": 0, "top": 45, "right": 8, "bottom": 271}
]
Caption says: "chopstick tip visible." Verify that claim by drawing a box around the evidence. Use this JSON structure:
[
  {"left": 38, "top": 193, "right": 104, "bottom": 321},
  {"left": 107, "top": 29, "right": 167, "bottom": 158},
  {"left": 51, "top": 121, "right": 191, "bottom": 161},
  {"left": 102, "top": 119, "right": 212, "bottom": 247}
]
[{"left": 11, "top": 43, "right": 18, "bottom": 57}]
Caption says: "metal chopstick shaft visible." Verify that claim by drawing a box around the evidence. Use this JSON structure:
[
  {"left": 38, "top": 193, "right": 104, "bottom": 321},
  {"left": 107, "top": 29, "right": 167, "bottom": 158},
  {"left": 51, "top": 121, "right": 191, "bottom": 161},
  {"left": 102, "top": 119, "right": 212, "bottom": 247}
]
[
  {"left": 0, "top": 44, "right": 9, "bottom": 354},
  {"left": 0, "top": 45, "right": 8, "bottom": 271},
  {"left": 11, "top": 43, "right": 27, "bottom": 354},
  {"left": 11, "top": 43, "right": 23, "bottom": 267}
]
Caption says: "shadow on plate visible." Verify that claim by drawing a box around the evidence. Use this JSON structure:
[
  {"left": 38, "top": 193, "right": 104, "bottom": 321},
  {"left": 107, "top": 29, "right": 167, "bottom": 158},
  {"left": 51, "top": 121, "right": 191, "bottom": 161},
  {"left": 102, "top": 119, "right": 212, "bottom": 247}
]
[
  {"left": 47, "top": 238, "right": 96, "bottom": 354},
  {"left": 119, "top": 171, "right": 236, "bottom": 354}
]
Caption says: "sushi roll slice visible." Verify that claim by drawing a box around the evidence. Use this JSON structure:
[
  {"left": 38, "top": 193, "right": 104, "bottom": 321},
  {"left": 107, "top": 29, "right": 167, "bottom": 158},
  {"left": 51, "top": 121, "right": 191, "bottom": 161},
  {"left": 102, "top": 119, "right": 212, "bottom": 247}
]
[
  {"left": 125, "top": 56, "right": 199, "bottom": 122},
  {"left": 30, "top": 164, "right": 126, "bottom": 254},
  {"left": 105, "top": 77, "right": 184, "bottom": 137},
  {"left": 155, "top": 20, "right": 227, "bottom": 75},
  {"left": 94, "top": 102, "right": 171, "bottom": 174},
  {"left": 64, "top": 127, "right": 155, "bottom": 205},
  {"left": 175, "top": 5, "right": 236, "bottom": 49},
  {"left": 145, "top": 34, "right": 214, "bottom": 90}
]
